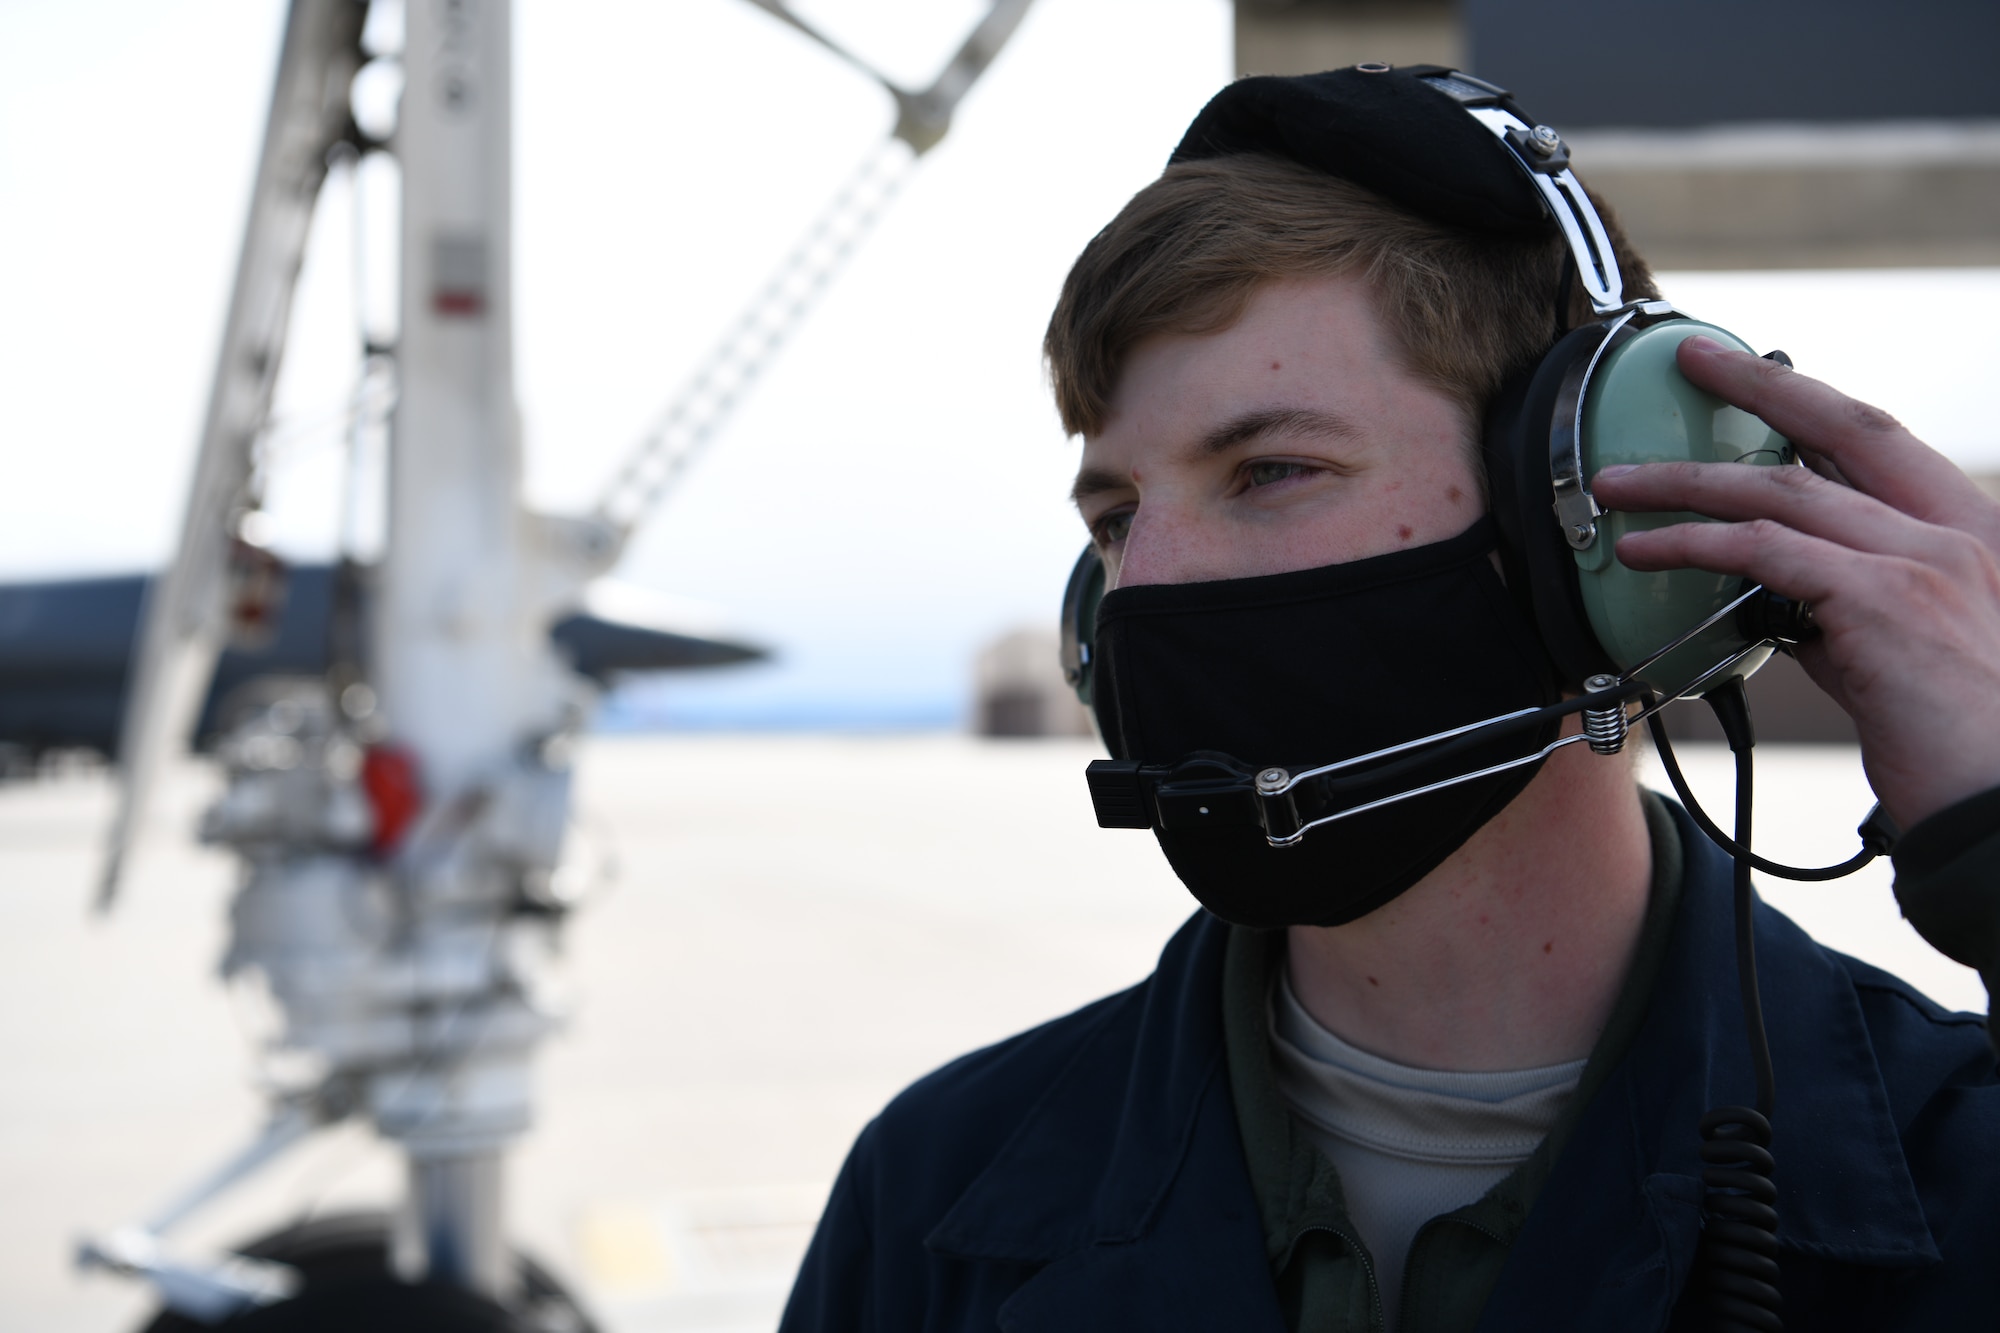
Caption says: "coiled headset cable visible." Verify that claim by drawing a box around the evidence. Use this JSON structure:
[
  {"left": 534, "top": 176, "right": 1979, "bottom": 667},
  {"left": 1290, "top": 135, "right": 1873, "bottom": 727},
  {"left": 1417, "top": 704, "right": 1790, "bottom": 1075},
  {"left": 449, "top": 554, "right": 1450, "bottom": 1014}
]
[
  {"left": 1641, "top": 675, "right": 1893, "bottom": 1332},
  {"left": 1674, "top": 680, "right": 1786, "bottom": 1333}
]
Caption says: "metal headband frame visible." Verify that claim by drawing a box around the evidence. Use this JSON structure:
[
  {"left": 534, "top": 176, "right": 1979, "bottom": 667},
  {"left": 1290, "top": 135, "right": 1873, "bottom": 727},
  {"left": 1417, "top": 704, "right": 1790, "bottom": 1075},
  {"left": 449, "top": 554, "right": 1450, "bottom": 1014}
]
[
  {"left": 1416, "top": 69, "right": 1626, "bottom": 316},
  {"left": 1417, "top": 71, "right": 1671, "bottom": 550}
]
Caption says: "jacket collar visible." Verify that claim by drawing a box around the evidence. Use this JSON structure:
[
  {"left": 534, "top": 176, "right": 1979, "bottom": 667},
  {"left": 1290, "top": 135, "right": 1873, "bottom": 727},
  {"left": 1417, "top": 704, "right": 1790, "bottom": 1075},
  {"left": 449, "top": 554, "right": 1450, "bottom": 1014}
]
[{"left": 926, "top": 800, "right": 1938, "bottom": 1328}]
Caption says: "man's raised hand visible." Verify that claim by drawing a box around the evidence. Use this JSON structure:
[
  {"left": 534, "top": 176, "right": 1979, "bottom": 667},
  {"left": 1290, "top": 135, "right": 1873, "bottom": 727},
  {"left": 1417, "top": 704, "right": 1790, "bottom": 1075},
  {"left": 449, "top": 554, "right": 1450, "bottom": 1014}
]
[{"left": 1591, "top": 335, "right": 2000, "bottom": 830}]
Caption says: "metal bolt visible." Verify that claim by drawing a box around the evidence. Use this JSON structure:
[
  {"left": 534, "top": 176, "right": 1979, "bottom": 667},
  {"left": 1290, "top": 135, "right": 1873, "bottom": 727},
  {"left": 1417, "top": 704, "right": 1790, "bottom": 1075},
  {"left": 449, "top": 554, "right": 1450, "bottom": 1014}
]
[
  {"left": 1529, "top": 124, "right": 1563, "bottom": 158},
  {"left": 1256, "top": 767, "right": 1290, "bottom": 794},
  {"left": 1584, "top": 673, "right": 1619, "bottom": 693}
]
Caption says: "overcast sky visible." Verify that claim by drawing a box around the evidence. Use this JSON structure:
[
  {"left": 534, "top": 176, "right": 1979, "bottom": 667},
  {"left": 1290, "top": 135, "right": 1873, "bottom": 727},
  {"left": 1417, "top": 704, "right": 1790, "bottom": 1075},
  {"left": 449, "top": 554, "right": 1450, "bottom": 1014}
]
[{"left": 3, "top": 0, "right": 1995, "bottom": 727}]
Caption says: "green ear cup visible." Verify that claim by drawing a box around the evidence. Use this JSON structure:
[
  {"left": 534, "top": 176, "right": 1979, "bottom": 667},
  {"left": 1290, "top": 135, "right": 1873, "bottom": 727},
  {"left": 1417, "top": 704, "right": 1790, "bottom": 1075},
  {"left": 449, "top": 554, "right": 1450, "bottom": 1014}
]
[{"left": 1576, "top": 319, "right": 1792, "bottom": 697}]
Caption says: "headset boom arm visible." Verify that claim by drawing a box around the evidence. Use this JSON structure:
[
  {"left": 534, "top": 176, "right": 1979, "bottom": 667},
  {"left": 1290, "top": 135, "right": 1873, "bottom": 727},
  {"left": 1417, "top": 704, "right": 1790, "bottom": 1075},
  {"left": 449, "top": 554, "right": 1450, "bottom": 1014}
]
[{"left": 99, "top": 0, "right": 365, "bottom": 908}]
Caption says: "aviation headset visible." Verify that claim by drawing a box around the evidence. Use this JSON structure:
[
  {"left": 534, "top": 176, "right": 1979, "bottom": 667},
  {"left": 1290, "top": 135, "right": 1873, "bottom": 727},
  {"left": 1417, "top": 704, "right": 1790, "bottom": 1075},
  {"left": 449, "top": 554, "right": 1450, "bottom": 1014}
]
[{"left": 1058, "top": 64, "right": 1815, "bottom": 720}]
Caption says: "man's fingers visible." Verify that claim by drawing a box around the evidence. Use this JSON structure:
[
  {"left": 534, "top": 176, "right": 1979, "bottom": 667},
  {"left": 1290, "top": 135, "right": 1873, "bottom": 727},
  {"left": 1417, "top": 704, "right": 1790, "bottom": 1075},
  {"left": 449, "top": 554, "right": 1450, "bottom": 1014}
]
[
  {"left": 1591, "top": 459, "right": 1948, "bottom": 564},
  {"left": 1615, "top": 517, "right": 1996, "bottom": 636},
  {"left": 1613, "top": 518, "right": 1854, "bottom": 607},
  {"left": 1674, "top": 338, "right": 1997, "bottom": 538},
  {"left": 1799, "top": 450, "right": 1853, "bottom": 489}
]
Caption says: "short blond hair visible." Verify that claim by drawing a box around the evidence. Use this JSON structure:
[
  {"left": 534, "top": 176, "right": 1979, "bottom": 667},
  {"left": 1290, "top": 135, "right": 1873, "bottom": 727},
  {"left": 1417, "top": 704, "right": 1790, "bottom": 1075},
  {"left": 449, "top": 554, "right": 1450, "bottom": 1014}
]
[{"left": 1044, "top": 153, "right": 1656, "bottom": 440}]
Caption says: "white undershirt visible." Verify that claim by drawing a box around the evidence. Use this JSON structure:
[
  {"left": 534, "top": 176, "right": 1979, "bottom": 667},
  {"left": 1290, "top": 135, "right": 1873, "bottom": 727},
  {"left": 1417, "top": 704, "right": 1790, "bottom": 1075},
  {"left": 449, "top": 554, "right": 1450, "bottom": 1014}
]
[{"left": 1270, "top": 971, "right": 1586, "bottom": 1330}]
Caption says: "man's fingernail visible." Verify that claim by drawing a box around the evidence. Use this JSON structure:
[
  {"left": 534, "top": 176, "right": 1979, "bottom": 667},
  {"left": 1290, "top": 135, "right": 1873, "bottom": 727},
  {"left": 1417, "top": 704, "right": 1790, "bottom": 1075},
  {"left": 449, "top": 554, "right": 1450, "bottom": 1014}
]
[
  {"left": 1682, "top": 335, "right": 1723, "bottom": 353},
  {"left": 1596, "top": 464, "right": 1636, "bottom": 479}
]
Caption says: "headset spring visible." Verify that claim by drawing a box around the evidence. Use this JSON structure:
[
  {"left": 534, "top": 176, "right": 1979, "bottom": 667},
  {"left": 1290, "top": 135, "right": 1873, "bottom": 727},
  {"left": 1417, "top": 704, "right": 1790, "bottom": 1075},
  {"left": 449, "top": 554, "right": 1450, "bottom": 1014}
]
[
  {"left": 1697, "top": 1105, "right": 1784, "bottom": 1331},
  {"left": 1582, "top": 674, "right": 1629, "bottom": 755}
]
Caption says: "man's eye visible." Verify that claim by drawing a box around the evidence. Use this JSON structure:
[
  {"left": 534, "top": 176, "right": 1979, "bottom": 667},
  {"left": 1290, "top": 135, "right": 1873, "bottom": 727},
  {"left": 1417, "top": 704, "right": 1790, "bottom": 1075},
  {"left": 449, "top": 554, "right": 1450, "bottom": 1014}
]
[
  {"left": 1092, "top": 509, "right": 1134, "bottom": 546},
  {"left": 1245, "top": 461, "right": 1314, "bottom": 488}
]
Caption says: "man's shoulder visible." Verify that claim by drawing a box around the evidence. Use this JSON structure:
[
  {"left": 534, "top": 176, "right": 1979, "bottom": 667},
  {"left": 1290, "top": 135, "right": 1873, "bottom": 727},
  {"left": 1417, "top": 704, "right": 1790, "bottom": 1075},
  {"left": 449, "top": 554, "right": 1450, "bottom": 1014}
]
[
  {"left": 781, "top": 914, "right": 1247, "bottom": 1333},
  {"left": 833, "top": 909, "right": 1228, "bottom": 1247},
  {"left": 815, "top": 973, "right": 1156, "bottom": 1295},
  {"left": 1755, "top": 902, "right": 2000, "bottom": 1253},
  {"left": 868, "top": 979, "right": 1147, "bottom": 1167},
  {"left": 1674, "top": 798, "right": 1996, "bottom": 1112},
  {"left": 1755, "top": 931, "right": 2000, "bottom": 1317},
  {"left": 1822, "top": 944, "right": 1998, "bottom": 1118},
  {"left": 1832, "top": 945, "right": 1987, "bottom": 1036}
]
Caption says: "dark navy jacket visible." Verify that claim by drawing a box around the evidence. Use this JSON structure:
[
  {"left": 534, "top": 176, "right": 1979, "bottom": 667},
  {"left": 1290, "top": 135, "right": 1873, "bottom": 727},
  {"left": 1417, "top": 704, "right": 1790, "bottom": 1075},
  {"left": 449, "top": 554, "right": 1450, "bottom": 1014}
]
[{"left": 780, "top": 804, "right": 2000, "bottom": 1331}]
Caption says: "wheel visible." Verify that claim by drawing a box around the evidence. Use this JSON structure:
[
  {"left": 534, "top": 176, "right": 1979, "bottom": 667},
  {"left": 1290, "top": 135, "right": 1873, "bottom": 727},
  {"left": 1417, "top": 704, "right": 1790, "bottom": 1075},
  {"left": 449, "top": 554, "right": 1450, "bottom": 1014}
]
[{"left": 136, "top": 1212, "right": 595, "bottom": 1333}]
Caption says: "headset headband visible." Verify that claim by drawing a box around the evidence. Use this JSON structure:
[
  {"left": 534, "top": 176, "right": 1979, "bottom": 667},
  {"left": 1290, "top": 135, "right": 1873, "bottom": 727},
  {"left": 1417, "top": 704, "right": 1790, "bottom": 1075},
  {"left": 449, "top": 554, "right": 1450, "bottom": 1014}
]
[
  {"left": 1170, "top": 64, "right": 1627, "bottom": 316},
  {"left": 1410, "top": 69, "right": 1625, "bottom": 314}
]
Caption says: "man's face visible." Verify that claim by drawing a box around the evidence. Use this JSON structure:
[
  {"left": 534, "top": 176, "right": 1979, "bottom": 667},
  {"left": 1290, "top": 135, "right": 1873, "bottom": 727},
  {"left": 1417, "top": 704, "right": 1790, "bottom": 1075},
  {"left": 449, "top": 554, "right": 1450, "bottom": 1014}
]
[{"left": 1074, "top": 273, "right": 1484, "bottom": 589}]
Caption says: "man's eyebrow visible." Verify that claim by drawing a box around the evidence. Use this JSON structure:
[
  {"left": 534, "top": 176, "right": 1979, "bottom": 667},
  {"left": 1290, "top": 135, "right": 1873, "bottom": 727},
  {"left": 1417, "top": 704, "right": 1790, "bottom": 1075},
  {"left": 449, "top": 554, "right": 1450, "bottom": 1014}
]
[
  {"left": 1070, "top": 466, "right": 1128, "bottom": 506},
  {"left": 1069, "top": 408, "right": 1361, "bottom": 506},
  {"left": 1196, "top": 407, "right": 1362, "bottom": 457}
]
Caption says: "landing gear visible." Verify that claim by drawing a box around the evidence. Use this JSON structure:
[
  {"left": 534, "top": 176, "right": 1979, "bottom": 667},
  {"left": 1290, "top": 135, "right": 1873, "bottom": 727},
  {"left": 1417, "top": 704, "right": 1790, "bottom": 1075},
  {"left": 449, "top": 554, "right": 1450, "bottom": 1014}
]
[{"left": 135, "top": 1213, "right": 595, "bottom": 1333}]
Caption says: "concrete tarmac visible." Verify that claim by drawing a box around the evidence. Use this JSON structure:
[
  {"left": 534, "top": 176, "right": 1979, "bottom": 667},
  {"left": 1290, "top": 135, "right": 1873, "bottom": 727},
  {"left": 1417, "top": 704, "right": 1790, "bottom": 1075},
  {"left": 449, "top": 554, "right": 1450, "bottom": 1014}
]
[{"left": 0, "top": 734, "right": 1981, "bottom": 1332}]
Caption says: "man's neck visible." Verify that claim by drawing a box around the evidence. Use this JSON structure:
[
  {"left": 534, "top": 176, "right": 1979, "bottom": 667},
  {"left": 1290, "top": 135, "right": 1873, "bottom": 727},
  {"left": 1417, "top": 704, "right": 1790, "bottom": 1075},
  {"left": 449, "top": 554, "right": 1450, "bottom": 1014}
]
[{"left": 1284, "top": 742, "right": 1654, "bottom": 1072}]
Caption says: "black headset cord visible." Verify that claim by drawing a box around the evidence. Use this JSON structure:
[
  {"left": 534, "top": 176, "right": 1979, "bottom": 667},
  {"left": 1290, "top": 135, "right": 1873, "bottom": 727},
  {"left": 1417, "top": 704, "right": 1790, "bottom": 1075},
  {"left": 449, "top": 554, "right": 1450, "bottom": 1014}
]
[
  {"left": 1683, "top": 680, "right": 1786, "bottom": 1332},
  {"left": 1644, "top": 706, "right": 1883, "bottom": 882}
]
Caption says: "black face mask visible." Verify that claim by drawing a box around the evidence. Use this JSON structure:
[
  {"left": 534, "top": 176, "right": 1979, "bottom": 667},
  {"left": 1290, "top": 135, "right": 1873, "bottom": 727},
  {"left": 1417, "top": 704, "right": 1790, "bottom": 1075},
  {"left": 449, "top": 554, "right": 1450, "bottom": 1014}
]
[{"left": 1089, "top": 517, "right": 1561, "bottom": 929}]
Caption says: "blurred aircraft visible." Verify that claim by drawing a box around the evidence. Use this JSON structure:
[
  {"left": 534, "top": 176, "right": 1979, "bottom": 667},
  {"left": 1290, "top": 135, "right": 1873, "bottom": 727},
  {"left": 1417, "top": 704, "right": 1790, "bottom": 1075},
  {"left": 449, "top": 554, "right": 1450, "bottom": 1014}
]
[
  {"left": 44, "top": 1, "right": 1035, "bottom": 1328},
  {"left": 0, "top": 563, "right": 766, "bottom": 762}
]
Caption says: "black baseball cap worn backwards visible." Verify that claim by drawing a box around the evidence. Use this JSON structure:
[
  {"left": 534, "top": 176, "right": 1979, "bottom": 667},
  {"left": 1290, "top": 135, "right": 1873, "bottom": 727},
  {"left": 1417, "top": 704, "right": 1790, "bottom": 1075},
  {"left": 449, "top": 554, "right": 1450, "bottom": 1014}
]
[{"left": 1169, "top": 64, "right": 1554, "bottom": 238}]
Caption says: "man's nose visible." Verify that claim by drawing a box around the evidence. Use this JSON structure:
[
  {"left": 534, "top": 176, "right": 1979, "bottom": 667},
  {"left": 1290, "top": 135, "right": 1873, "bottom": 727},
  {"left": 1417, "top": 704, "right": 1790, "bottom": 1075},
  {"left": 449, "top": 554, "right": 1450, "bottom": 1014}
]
[{"left": 1110, "top": 503, "right": 1205, "bottom": 590}]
